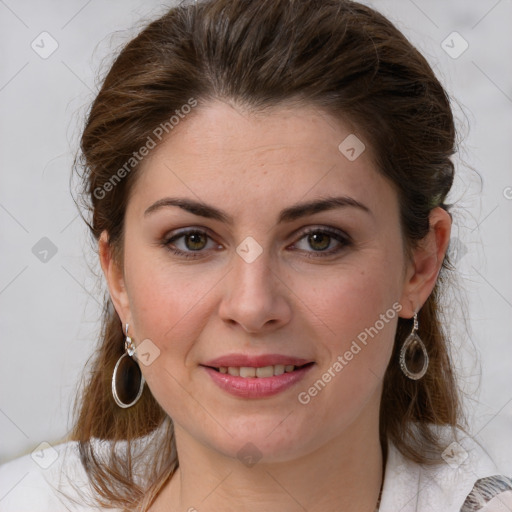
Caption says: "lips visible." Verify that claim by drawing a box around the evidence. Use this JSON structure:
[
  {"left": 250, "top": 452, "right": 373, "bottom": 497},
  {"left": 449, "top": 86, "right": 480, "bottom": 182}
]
[{"left": 200, "top": 353, "right": 315, "bottom": 398}]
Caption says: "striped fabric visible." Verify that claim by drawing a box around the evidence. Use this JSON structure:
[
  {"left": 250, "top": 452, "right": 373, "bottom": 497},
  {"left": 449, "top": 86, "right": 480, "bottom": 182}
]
[{"left": 461, "top": 475, "right": 512, "bottom": 511}]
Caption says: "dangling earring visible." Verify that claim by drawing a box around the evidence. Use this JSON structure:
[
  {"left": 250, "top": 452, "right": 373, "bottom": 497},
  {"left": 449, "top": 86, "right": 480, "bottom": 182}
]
[
  {"left": 399, "top": 310, "right": 429, "bottom": 380},
  {"left": 112, "top": 323, "right": 145, "bottom": 408}
]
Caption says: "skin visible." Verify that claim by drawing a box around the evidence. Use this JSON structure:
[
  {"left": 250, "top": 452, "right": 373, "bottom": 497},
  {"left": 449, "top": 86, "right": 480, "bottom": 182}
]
[{"left": 99, "top": 100, "right": 451, "bottom": 512}]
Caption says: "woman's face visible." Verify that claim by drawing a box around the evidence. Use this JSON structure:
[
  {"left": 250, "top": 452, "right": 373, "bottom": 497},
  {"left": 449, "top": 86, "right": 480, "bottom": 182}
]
[{"left": 104, "top": 101, "right": 434, "bottom": 462}]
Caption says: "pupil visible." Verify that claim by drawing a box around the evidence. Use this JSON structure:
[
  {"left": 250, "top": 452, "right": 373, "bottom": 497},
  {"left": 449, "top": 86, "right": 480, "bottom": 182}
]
[
  {"left": 309, "top": 233, "right": 330, "bottom": 251},
  {"left": 187, "top": 233, "right": 206, "bottom": 250}
]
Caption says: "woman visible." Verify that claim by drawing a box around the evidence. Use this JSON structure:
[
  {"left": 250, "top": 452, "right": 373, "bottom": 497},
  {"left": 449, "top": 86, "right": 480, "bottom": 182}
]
[{"left": 1, "top": 0, "right": 511, "bottom": 510}]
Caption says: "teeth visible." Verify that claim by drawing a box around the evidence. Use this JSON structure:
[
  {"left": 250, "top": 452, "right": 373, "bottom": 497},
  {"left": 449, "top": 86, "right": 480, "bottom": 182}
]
[
  {"left": 274, "top": 364, "right": 285, "bottom": 375},
  {"left": 255, "top": 366, "right": 273, "bottom": 378},
  {"left": 240, "top": 367, "right": 256, "bottom": 378},
  {"left": 217, "top": 364, "right": 299, "bottom": 378}
]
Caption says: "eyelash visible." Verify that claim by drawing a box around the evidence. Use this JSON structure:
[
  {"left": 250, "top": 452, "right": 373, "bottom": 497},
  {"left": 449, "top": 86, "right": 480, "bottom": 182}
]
[{"left": 161, "top": 227, "right": 352, "bottom": 260}]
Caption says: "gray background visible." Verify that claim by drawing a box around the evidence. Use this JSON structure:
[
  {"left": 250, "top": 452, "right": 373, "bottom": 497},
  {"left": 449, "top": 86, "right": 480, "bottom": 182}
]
[{"left": 1, "top": 0, "right": 511, "bottom": 472}]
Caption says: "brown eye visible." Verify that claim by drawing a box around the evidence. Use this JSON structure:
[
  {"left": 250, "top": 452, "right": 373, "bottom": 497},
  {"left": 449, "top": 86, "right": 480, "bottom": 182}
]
[
  {"left": 183, "top": 232, "right": 208, "bottom": 251},
  {"left": 307, "top": 232, "right": 331, "bottom": 251},
  {"left": 162, "top": 228, "right": 222, "bottom": 259},
  {"left": 292, "top": 227, "right": 352, "bottom": 258}
]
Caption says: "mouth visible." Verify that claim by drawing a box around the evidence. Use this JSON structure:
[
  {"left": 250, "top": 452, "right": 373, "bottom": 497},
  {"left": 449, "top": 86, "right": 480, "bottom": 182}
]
[
  {"left": 203, "top": 362, "right": 315, "bottom": 378},
  {"left": 200, "top": 360, "right": 316, "bottom": 398}
]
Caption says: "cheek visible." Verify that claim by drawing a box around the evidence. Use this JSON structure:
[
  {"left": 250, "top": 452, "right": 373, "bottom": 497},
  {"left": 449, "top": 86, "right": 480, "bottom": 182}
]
[
  {"left": 292, "top": 281, "right": 398, "bottom": 438},
  {"left": 294, "top": 257, "right": 401, "bottom": 390},
  {"left": 122, "top": 254, "right": 213, "bottom": 415},
  {"left": 123, "top": 249, "right": 217, "bottom": 360},
  {"left": 301, "top": 257, "right": 401, "bottom": 338}
]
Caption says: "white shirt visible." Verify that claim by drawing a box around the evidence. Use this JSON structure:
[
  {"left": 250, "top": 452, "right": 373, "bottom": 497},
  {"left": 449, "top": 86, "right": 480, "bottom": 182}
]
[{"left": 1, "top": 428, "right": 511, "bottom": 511}]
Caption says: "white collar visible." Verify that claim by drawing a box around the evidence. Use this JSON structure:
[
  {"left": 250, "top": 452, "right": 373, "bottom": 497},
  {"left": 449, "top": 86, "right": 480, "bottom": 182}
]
[{"left": 379, "top": 427, "right": 500, "bottom": 512}]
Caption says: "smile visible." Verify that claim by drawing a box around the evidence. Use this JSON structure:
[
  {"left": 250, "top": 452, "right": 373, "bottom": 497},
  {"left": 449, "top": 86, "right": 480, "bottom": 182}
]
[
  {"left": 210, "top": 363, "right": 312, "bottom": 378},
  {"left": 201, "top": 363, "right": 315, "bottom": 398}
]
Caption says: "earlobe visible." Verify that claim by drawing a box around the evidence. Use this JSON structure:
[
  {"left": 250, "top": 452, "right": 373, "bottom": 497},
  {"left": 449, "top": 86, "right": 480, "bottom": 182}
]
[
  {"left": 98, "top": 230, "right": 131, "bottom": 324},
  {"left": 399, "top": 207, "right": 452, "bottom": 318}
]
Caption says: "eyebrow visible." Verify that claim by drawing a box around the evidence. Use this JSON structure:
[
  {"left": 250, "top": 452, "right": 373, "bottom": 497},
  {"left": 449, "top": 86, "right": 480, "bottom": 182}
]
[{"left": 144, "top": 195, "right": 372, "bottom": 224}]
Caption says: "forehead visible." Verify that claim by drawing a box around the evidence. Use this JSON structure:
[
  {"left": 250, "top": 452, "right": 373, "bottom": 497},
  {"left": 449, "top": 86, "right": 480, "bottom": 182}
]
[
  {"left": 129, "top": 100, "right": 396, "bottom": 220},
  {"left": 154, "top": 100, "right": 364, "bottom": 165}
]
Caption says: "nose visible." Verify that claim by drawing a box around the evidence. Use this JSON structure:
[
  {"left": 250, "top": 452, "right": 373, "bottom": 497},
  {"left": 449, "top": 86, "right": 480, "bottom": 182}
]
[{"left": 218, "top": 246, "right": 292, "bottom": 334}]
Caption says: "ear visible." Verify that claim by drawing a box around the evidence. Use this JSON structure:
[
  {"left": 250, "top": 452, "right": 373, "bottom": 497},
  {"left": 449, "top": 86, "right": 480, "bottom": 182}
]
[
  {"left": 98, "top": 230, "right": 131, "bottom": 326},
  {"left": 399, "top": 207, "right": 452, "bottom": 318}
]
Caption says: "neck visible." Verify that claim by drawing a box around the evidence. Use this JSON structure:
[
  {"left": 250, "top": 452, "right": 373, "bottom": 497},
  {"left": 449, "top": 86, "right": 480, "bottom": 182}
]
[{"left": 151, "top": 397, "right": 385, "bottom": 512}]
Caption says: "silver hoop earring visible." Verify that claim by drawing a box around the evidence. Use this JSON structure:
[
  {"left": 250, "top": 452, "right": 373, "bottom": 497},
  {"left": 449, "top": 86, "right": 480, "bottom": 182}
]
[
  {"left": 112, "top": 323, "right": 145, "bottom": 408},
  {"left": 399, "top": 310, "right": 429, "bottom": 380}
]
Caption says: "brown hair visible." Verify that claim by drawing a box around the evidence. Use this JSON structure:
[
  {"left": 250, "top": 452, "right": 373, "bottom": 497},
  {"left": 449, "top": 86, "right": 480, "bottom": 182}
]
[{"left": 72, "top": 0, "right": 466, "bottom": 508}]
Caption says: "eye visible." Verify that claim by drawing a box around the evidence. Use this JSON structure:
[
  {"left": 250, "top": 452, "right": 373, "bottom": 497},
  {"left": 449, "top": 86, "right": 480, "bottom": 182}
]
[
  {"left": 291, "top": 227, "right": 351, "bottom": 258},
  {"left": 161, "top": 226, "right": 351, "bottom": 260},
  {"left": 162, "top": 228, "right": 221, "bottom": 259}
]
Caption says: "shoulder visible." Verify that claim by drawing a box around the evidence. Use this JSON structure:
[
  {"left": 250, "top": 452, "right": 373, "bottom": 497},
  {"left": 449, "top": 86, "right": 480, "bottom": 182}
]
[
  {"left": 460, "top": 474, "right": 512, "bottom": 512},
  {"left": 379, "top": 424, "right": 512, "bottom": 512},
  {"left": 0, "top": 441, "right": 118, "bottom": 512}
]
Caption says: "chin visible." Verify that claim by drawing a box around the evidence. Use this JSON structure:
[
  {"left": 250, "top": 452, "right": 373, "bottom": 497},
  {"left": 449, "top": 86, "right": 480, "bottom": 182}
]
[{"left": 199, "top": 418, "right": 319, "bottom": 465}]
